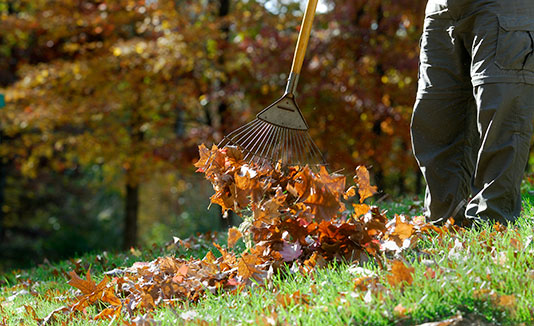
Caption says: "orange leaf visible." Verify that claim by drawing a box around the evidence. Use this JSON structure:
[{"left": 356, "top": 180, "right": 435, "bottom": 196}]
[
  {"left": 172, "top": 264, "right": 189, "bottom": 283},
  {"left": 94, "top": 305, "right": 121, "bottom": 320},
  {"left": 387, "top": 260, "right": 414, "bottom": 288},
  {"left": 101, "top": 288, "right": 121, "bottom": 306},
  {"left": 204, "top": 251, "right": 216, "bottom": 264},
  {"left": 237, "top": 253, "right": 261, "bottom": 280},
  {"left": 344, "top": 186, "right": 357, "bottom": 199},
  {"left": 497, "top": 294, "right": 516, "bottom": 309},
  {"left": 67, "top": 270, "right": 97, "bottom": 295},
  {"left": 391, "top": 215, "right": 415, "bottom": 241},
  {"left": 393, "top": 303, "right": 407, "bottom": 317},
  {"left": 353, "top": 203, "right": 370, "bottom": 218},
  {"left": 354, "top": 166, "right": 377, "bottom": 203},
  {"left": 227, "top": 227, "right": 243, "bottom": 249}
]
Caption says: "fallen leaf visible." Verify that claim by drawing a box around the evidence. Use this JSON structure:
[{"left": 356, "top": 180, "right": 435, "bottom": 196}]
[
  {"left": 237, "top": 253, "right": 261, "bottom": 280},
  {"left": 228, "top": 227, "right": 243, "bottom": 249},
  {"left": 67, "top": 270, "right": 97, "bottom": 295},
  {"left": 278, "top": 242, "right": 302, "bottom": 262},
  {"left": 391, "top": 215, "right": 415, "bottom": 241},
  {"left": 387, "top": 260, "right": 414, "bottom": 288}
]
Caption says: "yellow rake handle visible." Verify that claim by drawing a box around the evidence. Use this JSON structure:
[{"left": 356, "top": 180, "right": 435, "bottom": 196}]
[{"left": 290, "top": 0, "right": 319, "bottom": 75}]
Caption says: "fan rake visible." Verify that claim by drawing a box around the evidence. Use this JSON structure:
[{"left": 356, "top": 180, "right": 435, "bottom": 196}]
[{"left": 217, "top": 0, "right": 325, "bottom": 167}]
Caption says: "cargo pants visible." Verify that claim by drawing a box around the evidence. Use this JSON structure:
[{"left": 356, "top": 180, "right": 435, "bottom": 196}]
[{"left": 411, "top": 0, "right": 534, "bottom": 225}]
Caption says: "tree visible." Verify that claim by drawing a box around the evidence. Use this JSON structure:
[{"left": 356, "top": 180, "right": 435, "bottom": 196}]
[{"left": 1, "top": 0, "right": 239, "bottom": 248}]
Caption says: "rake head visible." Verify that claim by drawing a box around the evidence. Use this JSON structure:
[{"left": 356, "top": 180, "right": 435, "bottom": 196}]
[{"left": 218, "top": 94, "right": 325, "bottom": 167}]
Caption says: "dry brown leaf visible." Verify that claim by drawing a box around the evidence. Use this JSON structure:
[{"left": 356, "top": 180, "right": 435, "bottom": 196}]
[
  {"left": 172, "top": 264, "right": 189, "bottom": 283},
  {"left": 497, "top": 294, "right": 516, "bottom": 309},
  {"left": 101, "top": 288, "right": 121, "bottom": 306},
  {"left": 391, "top": 215, "right": 415, "bottom": 241},
  {"left": 24, "top": 305, "right": 41, "bottom": 323},
  {"left": 393, "top": 303, "right": 408, "bottom": 317},
  {"left": 227, "top": 227, "right": 243, "bottom": 249},
  {"left": 94, "top": 305, "right": 121, "bottom": 320},
  {"left": 387, "top": 260, "right": 414, "bottom": 288},
  {"left": 353, "top": 203, "right": 370, "bottom": 218},
  {"left": 67, "top": 270, "right": 97, "bottom": 295},
  {"left": 237, "top": 253, "right": 261, "bottom": 280},
  {"left": 354, "top": 166, "right": 377, "bottom": 203}
]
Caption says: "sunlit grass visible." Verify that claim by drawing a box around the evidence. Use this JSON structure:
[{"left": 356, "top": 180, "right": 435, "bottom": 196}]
[{"left": 2, "top": 192, "right": 534, "bottom": 325}]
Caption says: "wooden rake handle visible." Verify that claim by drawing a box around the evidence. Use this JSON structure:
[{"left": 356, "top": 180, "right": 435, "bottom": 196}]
[{"left": 290, "top": 0, "right": 319, "bottom": 75}]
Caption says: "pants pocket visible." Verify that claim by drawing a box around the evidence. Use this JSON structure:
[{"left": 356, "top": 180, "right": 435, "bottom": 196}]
[{"left": 495, "top": 15, "right": 534, "bottom": 72}]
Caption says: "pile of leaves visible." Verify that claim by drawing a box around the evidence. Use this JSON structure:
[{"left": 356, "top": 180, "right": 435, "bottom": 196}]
[{"left": 46, "top": 145, "right": 456, "bottom": 323}]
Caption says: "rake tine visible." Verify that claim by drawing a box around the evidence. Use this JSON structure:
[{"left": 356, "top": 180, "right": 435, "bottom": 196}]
[
  {"left": 306, "top": 133, "right": 324, "bottom": 165},
  {"left": 266, "top": 125, "right": 281, "bottom": 164},
  {"left": 297, "top": 130, "right": 307, "bottom": 165},
  {"left": 243, "top": 120, "right": 270, "bottom": 161},
  {"left": 229, "top": 119, "right": 261, "bottom": 146},
  {"left": 295, "top": 130, "right": 307, "bottom": 165},
  {"left": 224, "top": 119, "right": 258, "bottom": 143},
  {"left": 247, "top": 121, "right": 271, "bottom": 163},
  {"left": 256, "top": 123, "right": 275, "bottom": 162}
]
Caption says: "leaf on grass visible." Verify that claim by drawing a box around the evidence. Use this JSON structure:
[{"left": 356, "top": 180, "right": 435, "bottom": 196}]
[
  {"left": 497, "top": 294, "right": 516, "bottom": 310},
  {"left": 94, "top": 305, "right": 121, "bottom": 320},
  {"left": 393, "top": 303, "right": 408, "bottom": 317},
  {"left": 67, "top": 270, "right": 96, "bottom": 295},
  {"left": 101, "top": 287, "right": 121, "bottom": 306},
  {"left": 387, "top": 260, "right": 414, "bottom": 288},
  {"left": 391, "top": 215, "right": 415, "bottom": 241},
  {"left": 24, "top": 305, "right": 41, "bottom": 323},
  {"left": 276, "top": 290, "right": 309, "bottom": 308},
  {"left": 227, "top": 227, "right": 243, "bottom": 249}
]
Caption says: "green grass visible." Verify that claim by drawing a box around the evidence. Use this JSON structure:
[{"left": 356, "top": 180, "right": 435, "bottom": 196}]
[{"left": 2, "top": 194, "right": 534, "bottom": 325}]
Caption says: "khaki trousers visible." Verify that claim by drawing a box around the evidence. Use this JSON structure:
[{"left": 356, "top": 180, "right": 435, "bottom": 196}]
[{"left": 411, "top": 0, "right": 534, "bottom": 224}]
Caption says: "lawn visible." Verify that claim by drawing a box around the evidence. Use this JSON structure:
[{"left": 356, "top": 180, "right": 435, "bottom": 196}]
[{"left": 1, "top": 189, "right": 534, "bottom": 325}]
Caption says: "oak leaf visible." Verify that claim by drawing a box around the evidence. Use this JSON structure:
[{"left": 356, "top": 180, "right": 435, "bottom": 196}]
[
  {"left": 67, "top": 270, "right": 98, "bottom": 295},
  {"left": 353, "top": 203, "right": 370, "bottom": 218}
]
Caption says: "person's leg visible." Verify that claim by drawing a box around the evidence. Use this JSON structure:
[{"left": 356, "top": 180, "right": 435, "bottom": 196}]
[
  {"left": 456, "top": 0, "right": 534, "bottom": 224},
  {"left": 411, "top": 2, "right": 476, "bottom": 224},
  {"left": 466, "top": 83, "right": 534, "bottom": 224}
]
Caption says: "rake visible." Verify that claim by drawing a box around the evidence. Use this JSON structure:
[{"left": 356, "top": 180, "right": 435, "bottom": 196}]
[{"left": 218, "top": 0, "right": 325, "bottom": 167}]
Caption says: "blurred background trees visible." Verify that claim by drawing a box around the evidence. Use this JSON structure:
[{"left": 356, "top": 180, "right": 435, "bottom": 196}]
[{"left": 0, "top": 0, "right": 426, "bottom": 271}]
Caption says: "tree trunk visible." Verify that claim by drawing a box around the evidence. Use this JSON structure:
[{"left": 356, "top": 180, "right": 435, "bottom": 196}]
[
  {"left": 214, "top": 0, "right": 234, "bottom": 228},
  {"left": 0, "top": 159, "right": 6, "bottom": 242},
  {"left": 123, "top": 95, "right": 143, "bottom": 249},
  {"left": 123, "top": 178, "right": 139, "bottom": 249},
  {"left": 0, "top": 124, "right": 6, "bottom": 242}
]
